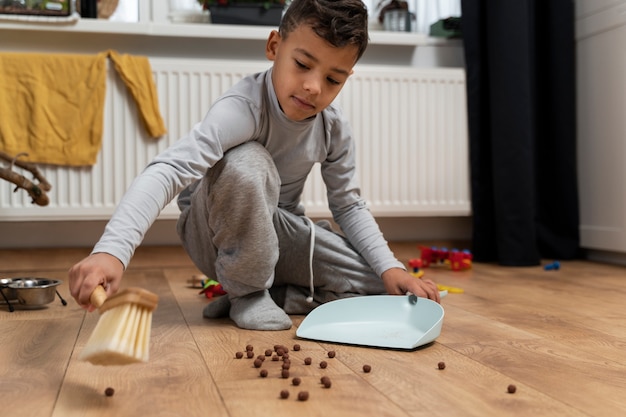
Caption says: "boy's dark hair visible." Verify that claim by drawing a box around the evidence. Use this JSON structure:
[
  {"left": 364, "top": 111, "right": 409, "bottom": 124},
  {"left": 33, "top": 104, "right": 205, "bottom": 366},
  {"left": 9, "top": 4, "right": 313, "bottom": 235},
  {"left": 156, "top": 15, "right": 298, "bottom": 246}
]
[{"left": 279, "top": 0, "right": 369, "bottom": 62}]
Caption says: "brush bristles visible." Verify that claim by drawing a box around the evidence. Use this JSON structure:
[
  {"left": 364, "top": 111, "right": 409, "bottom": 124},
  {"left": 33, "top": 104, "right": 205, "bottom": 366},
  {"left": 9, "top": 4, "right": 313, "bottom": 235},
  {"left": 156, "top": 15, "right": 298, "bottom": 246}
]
[{"left": 80, "top": 303, "right": 153, "bottom": 366}]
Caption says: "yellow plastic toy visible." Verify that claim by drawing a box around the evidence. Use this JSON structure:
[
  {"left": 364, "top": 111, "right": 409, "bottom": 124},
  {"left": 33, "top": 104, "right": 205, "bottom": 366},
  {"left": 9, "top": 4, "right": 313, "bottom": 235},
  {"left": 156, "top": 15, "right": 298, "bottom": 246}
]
[{"left": 410, "top": 272, "right": 464, "bottom": 294}]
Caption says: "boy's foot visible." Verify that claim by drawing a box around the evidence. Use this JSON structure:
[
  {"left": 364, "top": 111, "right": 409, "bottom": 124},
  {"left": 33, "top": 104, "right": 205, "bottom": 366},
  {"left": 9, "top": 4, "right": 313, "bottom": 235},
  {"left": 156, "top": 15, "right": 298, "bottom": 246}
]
[
  {"left": 230, "top": 290, "right": 292, "bottom": 330},
  {"left": 203, "top": 295, "right": 231, "bottom": 318}
]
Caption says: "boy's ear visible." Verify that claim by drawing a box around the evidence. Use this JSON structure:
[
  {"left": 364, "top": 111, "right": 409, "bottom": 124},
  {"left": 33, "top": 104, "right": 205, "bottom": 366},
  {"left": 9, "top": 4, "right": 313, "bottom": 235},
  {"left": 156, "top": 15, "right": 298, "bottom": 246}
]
[{"left": 265, "top": 30, "right": 281, "bottom": 61}]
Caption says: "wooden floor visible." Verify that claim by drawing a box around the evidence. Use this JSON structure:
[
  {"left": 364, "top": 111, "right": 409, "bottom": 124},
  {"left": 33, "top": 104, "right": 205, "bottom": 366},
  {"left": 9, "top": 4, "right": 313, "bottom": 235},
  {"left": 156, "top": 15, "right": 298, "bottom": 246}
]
[{"left": 1, "top": 243, "right": 626, "bottom": 417}]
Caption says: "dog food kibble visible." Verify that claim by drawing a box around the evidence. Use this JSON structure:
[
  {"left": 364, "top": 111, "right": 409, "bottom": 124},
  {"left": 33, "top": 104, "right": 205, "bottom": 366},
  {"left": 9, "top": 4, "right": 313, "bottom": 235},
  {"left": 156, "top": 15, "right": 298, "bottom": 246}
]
[
  {"left": 292, "top": 377, "right": 302, "bottom": 386},
  {"left": 235, "top": 351, "right": 244, "bottom": 359},
  {"left": 282, "top": 362, "right": 290, "bottom": 370},
  {"left": 507, "top": 384, "right": 517, "bottom": 394},
  {"left": 283, "top": 353, "right": 290, "bottom": 360},
  {"left": 323, "top": 380, "right": 332, "bottom": 388},
  {"left": 272, "top": 355, "right": 280, "bottom": 361},
  {"left": 297, "top": 391, "right": 309, "bottom": 401},
  {"left": 104, "top": 387, "right": 115, "bottom": 397},
  {"left": 246, "top": 344, "right": 253, "bottom": 352},
  {"left": 293, "top": 344, "right": 301, "bottom": 351},
  {"left": 327, "top": 351, "right": 336, "bottom": 358},
  {"left": 246, "top": 351, "right": 255, "bottom": 359},
  {"left": 281, "top": 369, "right": 290, "bottom": 378},
  {"left": 438, "top": 361, "right": 446, "bottom": 370},
  {"left": 257, "top": 355, "right": 265, "bottom": 361},
  {"left": 275, "top": 344, "right": 288, "bottom": 353},
  {"left": 260, "top": 369, "right": 268, "bottom": 378},
  {"left": 265, "top": 349, "right": 273, "bottom": 357},
  {"left": 277, "top": 348, "right": 284, "bottom": 356},
  {"left": 304, "top": 357, "right": 312, "bottom": 365},
  {"left": 363, "top": 364, "right": 372, "bottom": 373},
  {"left": 320, "top": 361, "right": 328, "bottom": 369},
  {"left": 280, "top": 390, "right": 290, "bottom": 399},
  {"left": 254, "top": 359, "right": 263, "bottom": 368},
  {"left": 320, "top": 376, "right": 330, "bottom": 384}
]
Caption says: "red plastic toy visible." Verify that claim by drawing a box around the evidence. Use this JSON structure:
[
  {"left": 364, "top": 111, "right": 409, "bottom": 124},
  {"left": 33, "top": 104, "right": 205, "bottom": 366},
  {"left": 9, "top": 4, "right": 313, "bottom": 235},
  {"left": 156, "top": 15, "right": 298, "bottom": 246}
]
[
  {"left": 199, "top": 279, "right": 227, "bottom": 299},
  {"left": 408, "top": 258, "right": 423, "bottom": 272},
  {"left": 411, "top": 246, "right": 473, "bottom": 271}
]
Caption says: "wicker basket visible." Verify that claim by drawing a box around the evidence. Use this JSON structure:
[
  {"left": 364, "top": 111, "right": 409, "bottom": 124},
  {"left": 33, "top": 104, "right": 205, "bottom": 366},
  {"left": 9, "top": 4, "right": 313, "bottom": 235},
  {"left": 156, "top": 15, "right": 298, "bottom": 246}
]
[{"left": 98, "top": 0, "right": 119, "bottom": 19}]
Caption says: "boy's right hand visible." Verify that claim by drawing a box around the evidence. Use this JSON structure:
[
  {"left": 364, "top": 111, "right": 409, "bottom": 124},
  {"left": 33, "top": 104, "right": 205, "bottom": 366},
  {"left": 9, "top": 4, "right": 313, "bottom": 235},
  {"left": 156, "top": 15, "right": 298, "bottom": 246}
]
[{"left": 68, "top": 252, "right": 124, "bottom": 312}]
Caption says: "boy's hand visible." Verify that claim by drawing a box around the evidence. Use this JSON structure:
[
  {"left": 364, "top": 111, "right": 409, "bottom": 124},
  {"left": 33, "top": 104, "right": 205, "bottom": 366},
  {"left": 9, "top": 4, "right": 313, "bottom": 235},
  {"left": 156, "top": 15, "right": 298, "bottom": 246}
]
[
  {"left": 381, "top": 267, "right": 441, "bottom": 303},
  {"left": 68, "top": 253, "right": 124, "bottom": 312}
]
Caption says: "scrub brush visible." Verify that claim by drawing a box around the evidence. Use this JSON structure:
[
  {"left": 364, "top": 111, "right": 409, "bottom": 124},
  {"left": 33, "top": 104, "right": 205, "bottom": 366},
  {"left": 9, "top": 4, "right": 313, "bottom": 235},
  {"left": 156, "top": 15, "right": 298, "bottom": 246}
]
[{"left": 79, "top": 285, "right": 159, "bottom": 366}]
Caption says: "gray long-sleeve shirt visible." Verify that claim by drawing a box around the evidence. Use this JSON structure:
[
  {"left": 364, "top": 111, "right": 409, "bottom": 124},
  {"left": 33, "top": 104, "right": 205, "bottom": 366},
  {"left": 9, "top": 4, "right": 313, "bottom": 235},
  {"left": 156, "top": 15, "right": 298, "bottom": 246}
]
[{"left": 93, "top": 68, "right": 404, "bottom": 276}]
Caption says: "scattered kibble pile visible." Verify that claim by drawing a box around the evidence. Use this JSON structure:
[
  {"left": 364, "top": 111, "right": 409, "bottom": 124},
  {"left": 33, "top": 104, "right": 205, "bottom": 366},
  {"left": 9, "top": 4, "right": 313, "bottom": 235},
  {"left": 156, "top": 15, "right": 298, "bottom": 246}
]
[
  {"left": 231, "top": 342, "right": 353, "bottom": 402},
  {"left": 230, "top": 344, "right": 518, "bottom": 402}
]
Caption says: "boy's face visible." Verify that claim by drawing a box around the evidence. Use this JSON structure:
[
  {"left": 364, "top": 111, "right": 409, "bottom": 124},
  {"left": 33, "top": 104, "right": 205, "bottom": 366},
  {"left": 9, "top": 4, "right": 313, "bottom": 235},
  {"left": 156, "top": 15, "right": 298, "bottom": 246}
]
[{"left": 265, "top": 24, "right": 358, "bottom": 122}]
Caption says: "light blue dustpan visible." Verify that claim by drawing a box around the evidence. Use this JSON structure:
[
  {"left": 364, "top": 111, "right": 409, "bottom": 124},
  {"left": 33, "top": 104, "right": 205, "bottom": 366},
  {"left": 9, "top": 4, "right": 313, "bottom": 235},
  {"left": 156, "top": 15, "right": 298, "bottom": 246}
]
[{"left": 296, "top": 294, "right": 445, "bottom": 350}]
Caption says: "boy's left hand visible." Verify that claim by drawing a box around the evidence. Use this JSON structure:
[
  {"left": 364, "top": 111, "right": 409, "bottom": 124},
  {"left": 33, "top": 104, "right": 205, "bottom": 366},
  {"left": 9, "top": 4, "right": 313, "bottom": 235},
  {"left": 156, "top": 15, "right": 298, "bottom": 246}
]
[{"left": 381, "top": 268, "right": 441, "bottom": 303}]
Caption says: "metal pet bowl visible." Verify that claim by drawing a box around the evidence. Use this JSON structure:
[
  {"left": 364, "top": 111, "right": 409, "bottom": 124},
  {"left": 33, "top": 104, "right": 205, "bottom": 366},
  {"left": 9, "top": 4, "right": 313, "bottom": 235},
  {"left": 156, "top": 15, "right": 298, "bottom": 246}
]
[
  {"left": 0, "top": 278, "right": 18, "bottom": 300},
  {"left": 5, "top": 278, "right": 63, "bottom": 308}
]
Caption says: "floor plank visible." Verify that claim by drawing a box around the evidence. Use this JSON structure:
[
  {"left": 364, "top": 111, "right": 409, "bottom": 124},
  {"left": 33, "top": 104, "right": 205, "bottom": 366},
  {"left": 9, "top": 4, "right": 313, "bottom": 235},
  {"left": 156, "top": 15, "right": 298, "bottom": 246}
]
[
  {"left": 1, "top": 318, "right": 82, "bottom": 417},
  {"left": 52, "top": 269, "right": 228, "bottom": 417},
  {"left": 2, "top": 245, "right": 626, "bottom": 416}
]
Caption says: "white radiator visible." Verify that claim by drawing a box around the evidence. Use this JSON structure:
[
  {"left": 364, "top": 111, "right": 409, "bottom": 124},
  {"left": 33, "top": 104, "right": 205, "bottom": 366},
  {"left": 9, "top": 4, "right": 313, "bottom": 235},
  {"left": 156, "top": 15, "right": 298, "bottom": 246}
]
[{"left": 0, "top": 59, "right": 469, "bottom": 221}]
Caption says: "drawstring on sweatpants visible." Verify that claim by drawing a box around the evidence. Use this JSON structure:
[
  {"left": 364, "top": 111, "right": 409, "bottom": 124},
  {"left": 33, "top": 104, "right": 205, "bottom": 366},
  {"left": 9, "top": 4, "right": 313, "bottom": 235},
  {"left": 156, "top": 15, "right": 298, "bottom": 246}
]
[{"left": 305, "top": 217, "right": 315, "bottom": 303}]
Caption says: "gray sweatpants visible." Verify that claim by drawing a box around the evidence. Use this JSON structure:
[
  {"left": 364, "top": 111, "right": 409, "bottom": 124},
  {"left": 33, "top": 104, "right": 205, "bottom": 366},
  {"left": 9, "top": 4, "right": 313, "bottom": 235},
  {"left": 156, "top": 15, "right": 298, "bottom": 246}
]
[{"left": 176, "top": 141, "right": 386, "bottom": 314}]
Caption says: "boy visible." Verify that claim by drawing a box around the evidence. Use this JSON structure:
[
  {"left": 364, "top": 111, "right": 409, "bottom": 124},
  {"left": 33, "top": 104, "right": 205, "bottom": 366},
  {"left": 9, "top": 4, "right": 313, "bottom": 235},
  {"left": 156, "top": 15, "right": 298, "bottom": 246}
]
[{"left": 69, "top": 0, "right": 440, "bottom": 330}]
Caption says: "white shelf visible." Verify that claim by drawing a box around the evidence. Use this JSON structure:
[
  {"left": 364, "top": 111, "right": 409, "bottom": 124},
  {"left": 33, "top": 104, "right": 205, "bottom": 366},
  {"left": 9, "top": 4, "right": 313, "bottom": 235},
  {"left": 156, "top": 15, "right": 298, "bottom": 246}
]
[{"left": 0, "top": 18, "right": 449, "bottom": 46}]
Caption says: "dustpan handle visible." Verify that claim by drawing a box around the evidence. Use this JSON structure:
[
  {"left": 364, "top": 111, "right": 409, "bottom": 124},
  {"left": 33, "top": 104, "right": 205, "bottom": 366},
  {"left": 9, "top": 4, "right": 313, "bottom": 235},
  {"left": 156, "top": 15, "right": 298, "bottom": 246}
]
[{"left": 90, "top": 285, "right": 107, "bottom": 309}]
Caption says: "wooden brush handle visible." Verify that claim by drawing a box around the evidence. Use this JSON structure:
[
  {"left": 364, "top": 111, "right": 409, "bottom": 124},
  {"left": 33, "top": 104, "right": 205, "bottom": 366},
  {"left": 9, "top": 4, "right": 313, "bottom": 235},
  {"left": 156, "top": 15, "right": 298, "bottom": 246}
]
[
  {"left": 90, "top": 285, "right": 108, "bottom": 309},
  {"left": 89, "top": 286, "right": 159, "bottom": 314}
]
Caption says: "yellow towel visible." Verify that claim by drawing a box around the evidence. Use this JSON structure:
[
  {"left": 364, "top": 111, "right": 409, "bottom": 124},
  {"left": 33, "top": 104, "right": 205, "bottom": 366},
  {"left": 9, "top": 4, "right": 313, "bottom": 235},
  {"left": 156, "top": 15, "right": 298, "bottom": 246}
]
[
  {"left": 107, "top": 50, "right": 167, "bottom": 139},
  {"left": 0, "top": 51, "right": 166, "bottom": 166}
]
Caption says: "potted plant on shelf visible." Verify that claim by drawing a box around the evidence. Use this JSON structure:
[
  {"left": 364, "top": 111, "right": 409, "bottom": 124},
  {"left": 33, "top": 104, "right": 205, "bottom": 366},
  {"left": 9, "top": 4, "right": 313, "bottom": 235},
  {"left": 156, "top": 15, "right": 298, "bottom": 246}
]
[{"left": 197, "top": 0, "right": 288, "bottom": 26}]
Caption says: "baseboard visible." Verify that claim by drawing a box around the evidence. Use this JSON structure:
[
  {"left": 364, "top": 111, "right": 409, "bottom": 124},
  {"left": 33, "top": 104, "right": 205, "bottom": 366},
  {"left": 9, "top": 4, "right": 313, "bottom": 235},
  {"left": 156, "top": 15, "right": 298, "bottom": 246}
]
[
  {"left": 583, "top": 248, "right": 626, "bottom": 267},
  {"left": 0, "top": 216, "right": 472, "bottom": 249}
]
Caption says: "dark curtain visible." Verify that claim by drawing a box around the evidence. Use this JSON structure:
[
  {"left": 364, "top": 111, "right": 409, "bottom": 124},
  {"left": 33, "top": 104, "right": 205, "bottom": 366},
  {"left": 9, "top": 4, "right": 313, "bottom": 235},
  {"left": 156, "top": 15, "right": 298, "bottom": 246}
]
[{"left": 460, "top": 0, "right": 580, "bottom": 266}]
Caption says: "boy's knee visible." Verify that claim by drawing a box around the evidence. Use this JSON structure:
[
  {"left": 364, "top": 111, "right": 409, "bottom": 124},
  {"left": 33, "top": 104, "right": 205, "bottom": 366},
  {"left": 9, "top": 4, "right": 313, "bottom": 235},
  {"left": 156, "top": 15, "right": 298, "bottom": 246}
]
[
  {"left": 223, "top": 141, "right": 273, "bottom": 168},
  {"left": 211, "top": 142, "right": 279, "bottom": 191}
]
